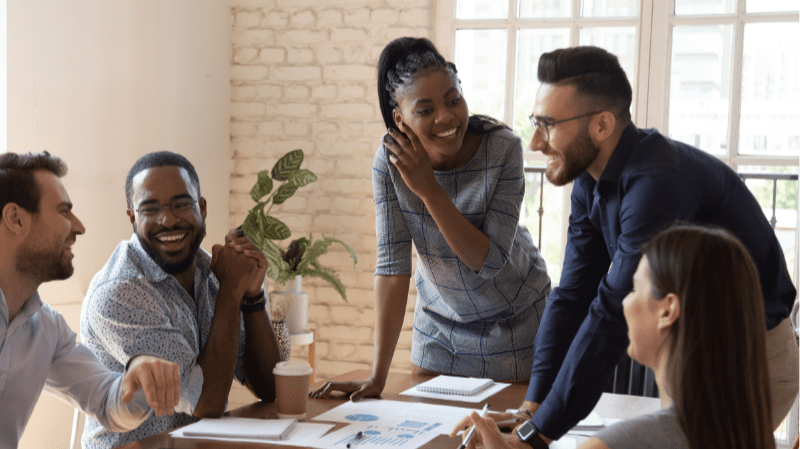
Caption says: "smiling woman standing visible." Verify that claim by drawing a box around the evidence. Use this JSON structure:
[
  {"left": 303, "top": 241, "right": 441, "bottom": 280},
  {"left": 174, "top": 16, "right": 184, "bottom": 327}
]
[{"left": 312, "top": 37, "right": 551, "bottom": 400}]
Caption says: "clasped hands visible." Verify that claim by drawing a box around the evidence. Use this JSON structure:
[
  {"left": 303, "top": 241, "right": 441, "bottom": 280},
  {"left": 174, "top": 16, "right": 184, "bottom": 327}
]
[{"left": 210, "top": 228, "right": 268, "bottom": 301}]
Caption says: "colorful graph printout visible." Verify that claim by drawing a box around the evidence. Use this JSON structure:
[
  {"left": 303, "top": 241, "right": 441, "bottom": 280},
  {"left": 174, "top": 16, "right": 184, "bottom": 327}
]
[{"left": 313, "top": 423, "right": 439, "bottom": 449}]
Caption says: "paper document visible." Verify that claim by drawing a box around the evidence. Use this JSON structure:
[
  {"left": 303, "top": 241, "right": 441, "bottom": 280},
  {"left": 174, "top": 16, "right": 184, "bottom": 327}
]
[
  {"left": 313, "top": 399, "right": 480, "bottom": 435},
  {"left": 178, "top": 416, "right": 296, "bottom": 440},
  {"left": 572, "top": 411, "right": 605, "bottom": 429},
  {"left": 313, "top": 423, "right": 439, "bottom": 449},
  {"left": 400, "top": 381, "right": 510, "bottom": 403},
  {"left": 171, "top": 421, "right": 334, "bottom": 446}
]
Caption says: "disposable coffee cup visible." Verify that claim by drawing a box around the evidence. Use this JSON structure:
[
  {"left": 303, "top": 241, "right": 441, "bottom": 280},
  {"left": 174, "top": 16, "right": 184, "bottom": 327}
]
[{"left": 273, "top": 360, "right": 313, "bottom": 419}]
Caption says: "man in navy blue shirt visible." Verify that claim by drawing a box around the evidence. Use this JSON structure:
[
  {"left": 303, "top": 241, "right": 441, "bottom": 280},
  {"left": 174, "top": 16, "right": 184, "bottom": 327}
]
[{"left": 510, "top": 46, "right": 797, "bottom": 448}]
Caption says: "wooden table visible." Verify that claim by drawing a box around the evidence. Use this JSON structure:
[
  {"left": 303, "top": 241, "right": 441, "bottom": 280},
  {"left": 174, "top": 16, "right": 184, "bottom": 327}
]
[{"left": 119, "top": 370, "right": 660, "bottom": 448}]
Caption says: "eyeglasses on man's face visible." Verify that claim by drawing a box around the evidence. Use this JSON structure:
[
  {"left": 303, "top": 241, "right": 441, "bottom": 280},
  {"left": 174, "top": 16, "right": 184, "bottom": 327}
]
[
  {"left": 135, "top": 197, "right": 198, "bottom": 221},
  {"left": 528, "top": 111, "right": 602, "bottom": 142}
]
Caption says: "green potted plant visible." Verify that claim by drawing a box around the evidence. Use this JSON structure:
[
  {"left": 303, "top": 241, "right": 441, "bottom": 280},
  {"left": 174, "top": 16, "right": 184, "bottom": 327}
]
[{"left": 242, "top": 149, "right": 357, "bottom": 335}]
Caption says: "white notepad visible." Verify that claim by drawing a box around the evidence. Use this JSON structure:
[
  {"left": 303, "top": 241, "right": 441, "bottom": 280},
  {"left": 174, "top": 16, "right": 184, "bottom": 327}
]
[
  {"left": 180, "top": 417, "right": 297, "bottom": 440},
  {"left": 415, "top": 375, "right": 494, "bottom": 396}
]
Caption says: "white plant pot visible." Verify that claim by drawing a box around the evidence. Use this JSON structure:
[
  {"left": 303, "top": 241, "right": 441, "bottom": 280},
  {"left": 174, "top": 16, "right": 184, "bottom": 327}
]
[{"left": 268, "top": 275, "right": 308, "bottom": 335}]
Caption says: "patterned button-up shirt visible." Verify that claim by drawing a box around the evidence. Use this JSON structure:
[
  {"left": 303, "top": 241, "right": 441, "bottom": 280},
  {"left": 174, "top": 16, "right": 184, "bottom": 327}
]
[{"left": 80, "top": 235, "right": 246, "bottom": 449}]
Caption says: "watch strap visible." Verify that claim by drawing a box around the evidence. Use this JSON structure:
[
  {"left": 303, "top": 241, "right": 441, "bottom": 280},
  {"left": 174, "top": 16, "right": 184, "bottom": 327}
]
[
  {"left": 517, "top": 422, "right": 548, "bottom": 449},
  {"left": 242, "top": 288, "right": 265, "bottom": 305},
  {"left": 241, "top": 299, "right": 266, "bottom": 313}
]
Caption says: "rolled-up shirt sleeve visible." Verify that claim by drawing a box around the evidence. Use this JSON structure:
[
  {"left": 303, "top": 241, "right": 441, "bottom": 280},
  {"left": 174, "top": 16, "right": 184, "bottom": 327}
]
[
  {"left": 83, "top": 280, "right": 204, "bottom": 415},
  {"left": 43, "top": 311, "right": 151, "bottom": 432}
]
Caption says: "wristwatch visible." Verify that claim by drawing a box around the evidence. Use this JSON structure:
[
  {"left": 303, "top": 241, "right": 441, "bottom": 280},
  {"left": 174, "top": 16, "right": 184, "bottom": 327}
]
[
  {"left": 516, "top": 421, "right": 548, "bottom": 449},
  {"left": 241, "top": 289, "right": 266, "bottom": 313}
]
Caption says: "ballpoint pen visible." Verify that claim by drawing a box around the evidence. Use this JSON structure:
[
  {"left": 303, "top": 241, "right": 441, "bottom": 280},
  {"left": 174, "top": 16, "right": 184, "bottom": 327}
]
[
  {"left": 346, "top": 431, "right": 364, "bottom": 448},
  {"left": 458, "top": 403, "right": 490, "bottom": 449}
]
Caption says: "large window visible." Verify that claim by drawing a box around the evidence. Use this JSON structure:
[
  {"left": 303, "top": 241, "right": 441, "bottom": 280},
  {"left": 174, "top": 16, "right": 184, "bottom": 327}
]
[
  {"left": 436, "top": 0, "right": 799, "bottom": 444},
  {"left": 435, "top": 0, "right": 799, "bottom": 291}
]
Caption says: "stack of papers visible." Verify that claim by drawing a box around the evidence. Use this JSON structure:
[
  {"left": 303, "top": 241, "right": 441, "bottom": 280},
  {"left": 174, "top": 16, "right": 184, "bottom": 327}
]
[{"left": 179, "top": 417, "right": 297, "bottom": 441}]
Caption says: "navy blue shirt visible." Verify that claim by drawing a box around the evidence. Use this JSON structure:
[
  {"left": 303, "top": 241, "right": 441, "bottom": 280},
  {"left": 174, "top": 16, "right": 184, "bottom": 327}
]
[{"left": 525, "top": 123, "right": 796, "bottom": 439}]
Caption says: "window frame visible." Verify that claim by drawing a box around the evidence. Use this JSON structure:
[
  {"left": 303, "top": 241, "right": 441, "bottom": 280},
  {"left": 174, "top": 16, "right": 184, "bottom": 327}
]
[{"left": 434, "top": 0, "right": 800, "bottom": 284}]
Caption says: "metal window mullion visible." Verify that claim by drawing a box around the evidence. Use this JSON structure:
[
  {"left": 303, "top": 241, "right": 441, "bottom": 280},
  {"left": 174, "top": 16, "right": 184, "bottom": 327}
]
[
  {"left": 728, "top": 2, "right": 745, "bottom": 162},
  {"left": 635, "top": 0, "right": 654, "bottom": 126},
  {"left": 731, "top": 154, "right": 800, "bottom": 167},
  {"left": 571, "top": 0, "right": 582, "bottom": 44},
  {"left": 504, "top": 0, "right": 519, "bottom": 126}
]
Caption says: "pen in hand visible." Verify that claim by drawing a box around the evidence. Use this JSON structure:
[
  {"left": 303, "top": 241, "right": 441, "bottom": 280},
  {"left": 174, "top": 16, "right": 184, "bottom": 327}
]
[
  {"left": 346, "top": 431, "right": 364, "bottom": 448},
  {"left": 458, "top": 403, "right": 490, "bottom": 449}
]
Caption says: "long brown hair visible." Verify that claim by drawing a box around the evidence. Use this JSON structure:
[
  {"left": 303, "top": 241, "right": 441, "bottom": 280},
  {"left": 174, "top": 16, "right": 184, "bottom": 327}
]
[{"left": 643, "top": 224, "right": 774, "bottom": 449}]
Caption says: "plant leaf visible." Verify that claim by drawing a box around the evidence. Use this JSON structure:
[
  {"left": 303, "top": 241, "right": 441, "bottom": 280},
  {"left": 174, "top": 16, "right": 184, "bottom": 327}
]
[
  {"left": 272, "top": 183, "right": 299, "bottom": 205},
  {"left": 250, "top": 170, "right": 273, "bottom": 202},
  {"left": 261, "top": 214, "right": 291, "bottom": 240},
  {"left": 272, "top": 149, "right": 304, "bottom": 181},
  {"left": 287, "top": 169, "right": 317, "bottom": 188},
  {"left": 296, "top": 266, "right": 348, "bottom": 302}
]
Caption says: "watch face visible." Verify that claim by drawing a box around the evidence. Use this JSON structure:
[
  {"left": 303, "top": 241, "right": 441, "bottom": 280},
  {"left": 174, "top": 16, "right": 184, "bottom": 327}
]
[{"left": 517, "top": 421, "right": 537, "bottom": 440}]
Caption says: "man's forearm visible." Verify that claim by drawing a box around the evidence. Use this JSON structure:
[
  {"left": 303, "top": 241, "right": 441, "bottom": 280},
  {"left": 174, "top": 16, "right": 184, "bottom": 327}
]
[
  {"left": 194, "top": 289, "right": 241, "bottom": 417},
  {"left": 242, "top": 308, "right": 281, "bottom": 402}
]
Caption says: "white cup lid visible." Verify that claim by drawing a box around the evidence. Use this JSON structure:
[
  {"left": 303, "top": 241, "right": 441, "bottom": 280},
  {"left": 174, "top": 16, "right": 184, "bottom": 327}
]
[{"left": 273, "top": 360, "right": 313, "bottom": 376}]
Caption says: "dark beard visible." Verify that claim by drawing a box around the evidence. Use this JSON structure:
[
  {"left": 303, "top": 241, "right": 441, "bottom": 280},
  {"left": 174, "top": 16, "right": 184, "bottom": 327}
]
[
  {"left": 546, "top": 126, "right": 601, "bottom": 186},
  {"left": 16, "top": 240, "right": 74, "bottom": 282},
  {"left": 136, "top": 224, "right": 206, "bottom": 275}
]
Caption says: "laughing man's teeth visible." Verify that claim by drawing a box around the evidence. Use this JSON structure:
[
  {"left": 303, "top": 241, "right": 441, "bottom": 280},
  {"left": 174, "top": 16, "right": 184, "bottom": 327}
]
[
  {"left": 436, "top": 128, "right": 457, "bottom": 138},
  {"left": 158, "top": 234, "right": 186, "bottom": 242}
]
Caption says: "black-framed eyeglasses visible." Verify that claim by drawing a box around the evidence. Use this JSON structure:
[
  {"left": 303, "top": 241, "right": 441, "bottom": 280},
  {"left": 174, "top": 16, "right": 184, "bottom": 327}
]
[
  {"left": 135, "top": 198, "right": 197, "bottom": 221},
  {"left": 528, "top": 111, "right": 602, "bottom": 142}
]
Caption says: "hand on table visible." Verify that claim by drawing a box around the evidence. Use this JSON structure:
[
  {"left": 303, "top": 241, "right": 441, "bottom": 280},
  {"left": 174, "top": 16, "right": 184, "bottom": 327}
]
[
  {"left": 122, "top": 355, "right": 181, "bottom": 417},
  {"left": 309, "top": 376, "right": 385, "bottom": 401}
]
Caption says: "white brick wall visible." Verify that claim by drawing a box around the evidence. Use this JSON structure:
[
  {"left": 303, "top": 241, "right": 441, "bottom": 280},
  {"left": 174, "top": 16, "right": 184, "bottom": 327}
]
[{"left": 229, "top": 0, "right": 433, "bottom": 385}]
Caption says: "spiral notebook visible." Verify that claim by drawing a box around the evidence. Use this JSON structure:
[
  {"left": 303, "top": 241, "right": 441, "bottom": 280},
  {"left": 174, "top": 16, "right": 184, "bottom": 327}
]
[{"left": 415, "top": 375, "right": 494, "bottom": 396}]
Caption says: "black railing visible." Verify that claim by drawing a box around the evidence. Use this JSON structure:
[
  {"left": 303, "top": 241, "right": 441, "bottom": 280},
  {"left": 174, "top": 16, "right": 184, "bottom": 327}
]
[
  {"left": 523, "top": 166, "right": 547, "bottom": 249},
  {"left": 738, "top": 173, "right": 799, "bottom": 230}
]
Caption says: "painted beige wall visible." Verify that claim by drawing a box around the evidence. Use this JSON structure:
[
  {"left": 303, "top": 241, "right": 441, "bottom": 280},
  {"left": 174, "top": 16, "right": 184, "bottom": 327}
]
[{"left": 7, "top": 1, "right": 231, "bottom": 447}]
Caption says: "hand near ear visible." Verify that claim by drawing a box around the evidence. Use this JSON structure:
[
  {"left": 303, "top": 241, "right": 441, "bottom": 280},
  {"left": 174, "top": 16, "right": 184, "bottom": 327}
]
[{"left": 384, "top": 124, "right": 438, "bottom": 201}]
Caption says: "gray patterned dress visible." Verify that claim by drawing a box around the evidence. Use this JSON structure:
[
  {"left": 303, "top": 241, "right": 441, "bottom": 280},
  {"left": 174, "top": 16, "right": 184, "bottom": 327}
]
[{"left": 372, "top": 119, "right": 550, "bottom": 381}]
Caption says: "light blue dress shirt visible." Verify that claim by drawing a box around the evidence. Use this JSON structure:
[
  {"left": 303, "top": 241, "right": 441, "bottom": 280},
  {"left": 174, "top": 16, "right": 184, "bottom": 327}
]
[
  {"left": 0, "top": 289, "right": 149, "bottom": 449},
  {"left": 80, "top": 235, "right": 247, "bottom": 449}
]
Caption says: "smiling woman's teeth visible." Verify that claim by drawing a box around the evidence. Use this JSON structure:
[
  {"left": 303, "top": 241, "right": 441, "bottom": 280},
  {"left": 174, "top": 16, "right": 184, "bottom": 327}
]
[{"left": 436, "top": 128, "right": 457, "bottom": 138}]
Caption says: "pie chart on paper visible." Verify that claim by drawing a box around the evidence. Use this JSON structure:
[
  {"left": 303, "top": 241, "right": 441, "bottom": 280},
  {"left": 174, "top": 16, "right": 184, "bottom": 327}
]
[{"left": 345, "top": 414, "right": 379, "bottom": 422}]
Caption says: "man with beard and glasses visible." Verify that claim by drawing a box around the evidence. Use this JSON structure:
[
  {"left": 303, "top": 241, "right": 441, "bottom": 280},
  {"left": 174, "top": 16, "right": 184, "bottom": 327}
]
[
  {"left": 0, "top": 152, "right": 181, "bottom": 449},
  {"left": 80, "top": 151, "right": 281, "bottom": 449},
  {"left": 497, "top": 46, "right": 797, "bottom": 448}
]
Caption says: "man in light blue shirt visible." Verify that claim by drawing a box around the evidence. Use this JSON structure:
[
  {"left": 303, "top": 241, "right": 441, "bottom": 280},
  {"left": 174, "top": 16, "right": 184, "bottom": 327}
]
[
  {"left": 80, "top": 151, "right": 281, "bottom": 449},
  {"left": 0, "top": 151, "right": 181, "bottom": 449}
]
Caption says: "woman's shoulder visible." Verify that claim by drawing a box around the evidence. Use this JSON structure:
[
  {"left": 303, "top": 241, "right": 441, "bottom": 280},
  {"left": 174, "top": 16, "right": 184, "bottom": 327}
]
[{"left": 593, "top": 407, "right": 688, "bottom": 449}]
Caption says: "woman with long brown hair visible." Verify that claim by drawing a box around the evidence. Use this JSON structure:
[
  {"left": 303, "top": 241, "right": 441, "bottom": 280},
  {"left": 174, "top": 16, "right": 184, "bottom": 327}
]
[{"left": 457, "top": 224, "right": 775, "bottom": 449}]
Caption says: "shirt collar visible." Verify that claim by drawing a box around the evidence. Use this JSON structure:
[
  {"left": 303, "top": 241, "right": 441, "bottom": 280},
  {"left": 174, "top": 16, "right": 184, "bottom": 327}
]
[
  {"left": 0, "top": 287, "right": 43, "bottom": 329},
  {"left": 127, "top": 233, "right": 211, "bottom": 284},
  {"left": 599, "top": 122, "right": 639, "bottom": 184}
]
